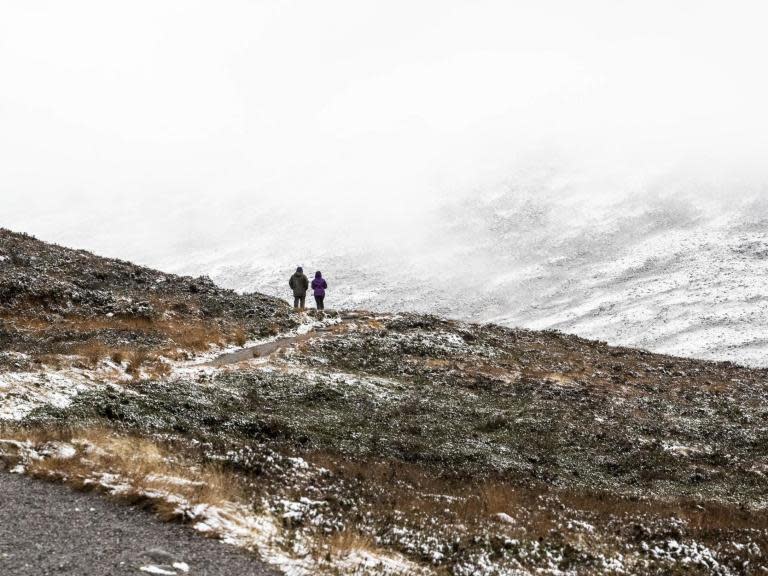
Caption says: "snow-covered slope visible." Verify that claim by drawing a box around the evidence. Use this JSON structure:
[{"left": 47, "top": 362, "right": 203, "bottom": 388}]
[
  {"left": 5, "top": 175, "right": 768, "bottom": 366},
  {"left": 162, "top": 188, "right": 768, "bottom": 367}
]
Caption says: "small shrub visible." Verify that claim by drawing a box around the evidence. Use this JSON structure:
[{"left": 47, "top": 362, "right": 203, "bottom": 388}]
[
  {"left": 126, "top": 348, "right": 150, "bottom": 377},
  {"left": 477, "top": 414, "right": 508, "bottom": 433},
  {"left": 36, "top": 354, "right": 63, "bottom": 370},
  {"left": 74, "top": 341, "right": 110, "bottom": 367},
  {"left": 233, "top": 327, "right": 247, "bottom": 347},
  {"left": 146, "top": 360, "right": 171, "bottom": 380},
  {"left": 173, "top": 323, "right": 223, "bottom": 352}
]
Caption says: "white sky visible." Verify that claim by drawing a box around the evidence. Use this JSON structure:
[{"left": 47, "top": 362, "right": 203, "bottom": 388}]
[{"left": 1, "top": 1, "right": 768, "bottom": 258}]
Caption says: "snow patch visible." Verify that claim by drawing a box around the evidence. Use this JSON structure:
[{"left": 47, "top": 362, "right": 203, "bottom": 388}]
[
  {"left": 336, "top": 549, "right": 431, "bottom": 575},
  {"left": 0, "top": 365, "right": 129, "bottom": 421},
  {"left": 139, "top": 566, "right": 177, "bottom": 575},
  {"left": 662, "top": 442, "right": 711, "bottom": 458}
]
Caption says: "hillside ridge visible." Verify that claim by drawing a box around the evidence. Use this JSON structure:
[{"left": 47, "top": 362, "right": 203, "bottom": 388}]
[{"left": 1, "top": 229, "right": 766, "bottom": 575}]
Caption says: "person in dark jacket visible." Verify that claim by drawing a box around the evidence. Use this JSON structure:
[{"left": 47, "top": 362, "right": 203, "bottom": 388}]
[
  {"left": 288, "top": 267, "right": 309, "bottom": 309},
  {"left": 311, "top": 271, "right": 328, "bottom": 310}
]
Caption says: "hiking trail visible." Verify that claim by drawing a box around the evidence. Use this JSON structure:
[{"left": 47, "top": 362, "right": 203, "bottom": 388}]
[{"left": 206, "top": 311, "right": 367, "bottom": 367}]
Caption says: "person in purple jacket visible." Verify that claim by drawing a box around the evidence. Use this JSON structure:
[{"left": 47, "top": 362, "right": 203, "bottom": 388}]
[{"left": 311, "top": 271, "right": 328, "bottom": 310}]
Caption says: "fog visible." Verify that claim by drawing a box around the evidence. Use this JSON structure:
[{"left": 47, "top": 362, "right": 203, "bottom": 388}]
[{"left": 2, "top": 1, "right": 768, "bottom": 362}]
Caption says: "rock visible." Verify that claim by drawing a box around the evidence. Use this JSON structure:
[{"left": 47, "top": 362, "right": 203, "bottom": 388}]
[
  {"left": 495, "top": 513, "right": 516, "bottom": 525},
  {"left": 141, "top": 548, "right": 179, "bottom": 564}
]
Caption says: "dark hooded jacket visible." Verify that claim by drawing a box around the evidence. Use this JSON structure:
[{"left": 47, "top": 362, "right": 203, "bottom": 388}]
[{"left": 289, "top": 270, "right": 309, "bottom": 297}]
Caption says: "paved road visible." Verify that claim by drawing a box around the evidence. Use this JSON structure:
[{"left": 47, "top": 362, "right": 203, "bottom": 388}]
[{"left": 0, "top": 472, "right": 280, "bottom": 576}]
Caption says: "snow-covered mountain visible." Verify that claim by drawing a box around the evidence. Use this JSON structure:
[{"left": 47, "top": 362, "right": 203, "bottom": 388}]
[
  {"left": 156, "top": 184, "right": 768, "bottom": 367},
  {"left": 5, "top": 173, "right": 768, "bottom": 367}
]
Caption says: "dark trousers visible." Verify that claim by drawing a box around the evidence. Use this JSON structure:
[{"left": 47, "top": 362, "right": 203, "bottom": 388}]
[
  {"left": 314, "top": 295, "right": 325, "bottom": 310},
  {"left": 293, "top": 294, "right": 306, "bottom": 309}
]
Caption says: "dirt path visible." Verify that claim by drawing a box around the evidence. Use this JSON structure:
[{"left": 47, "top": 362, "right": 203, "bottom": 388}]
[
  {"left": 206, "top": 333, "right": 316, "bottom": 367},
  {"left": 0, "top": 472, "right": 279, "bottom": 576},
  {"left": 206, "top": 314, "right": 363, "bottom": 367}
]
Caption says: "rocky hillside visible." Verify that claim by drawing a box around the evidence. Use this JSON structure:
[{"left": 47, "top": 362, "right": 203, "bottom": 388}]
[
  {"left": 1, "top": 230, "right": 766, "bottom": 575},
  {"left": 0, "top": 229, "right": 294, "bottom": 368}
]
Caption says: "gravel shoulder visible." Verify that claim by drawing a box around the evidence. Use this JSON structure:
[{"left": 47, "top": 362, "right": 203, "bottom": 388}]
[{"left": 0, "top": 472, "right": 279, "bottom": 576}]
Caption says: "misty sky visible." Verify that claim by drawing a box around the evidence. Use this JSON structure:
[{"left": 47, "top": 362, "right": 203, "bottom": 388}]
[{"left": 2, "top": 1, "right": 768, "bottom": 263}]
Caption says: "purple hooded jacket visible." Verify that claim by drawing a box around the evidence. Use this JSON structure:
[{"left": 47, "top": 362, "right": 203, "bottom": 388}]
[{"left": 311, "top": 273, "right": 327, "bottom": 297}]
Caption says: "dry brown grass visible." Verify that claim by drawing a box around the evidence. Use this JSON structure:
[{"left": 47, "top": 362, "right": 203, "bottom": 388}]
[
  {"left": 317, "top": 530, "right": 380, "bottom": 561},
  {"left": 366, "top": 319, "right": 386, "bottom": 331},
  {"left": 35, "top": 354, "right": 63, "bottom": 369},
  {"left": 29, "top": 342, "right": 176, "bottom": 381},
  {"left": 71, "top": 340, "right": 175, "bottom": 377},
  {"left": 308, "top": 528, "right": 420, "bottom": 573},
  {"left": 8, "top": 313, "right": 231, "bottom": 355},
  {"left": 233, "top": 327, "right": 248, "bottom": 347},
  {"left": 327, "top": 530, "right": 376, "bottom": 551},
  {"left": 267, "top": 323, "right": 281, "bottom": 336},
  {"left": 146, "top": 360, "right": 171, "bottom": 380},
  {"left": 3, "top": 428, "right": 246, "bottom": 516},
  {"left": 6, "top": 312, "right": 263, "bottom": 376},
  {"left": 0, "top": 425, "right": 75, "bottom": 445},
  {"left": 307, "top": 452, "right": 768, "bottom": 540},
  {"left": 173, "top": 324, "right": 222, "bottom": 352},
  {"left": 126, "top": 348, "right": 150, "bottom": 377},
  {"left": 123, "top": 349, "right": 172, "bottom": 380},
  {"left": 1, "top": 314, "right": 49, "bottom": 331},
  {"left": 73, "top": 340, "right": 111, "bottom": 367}
]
